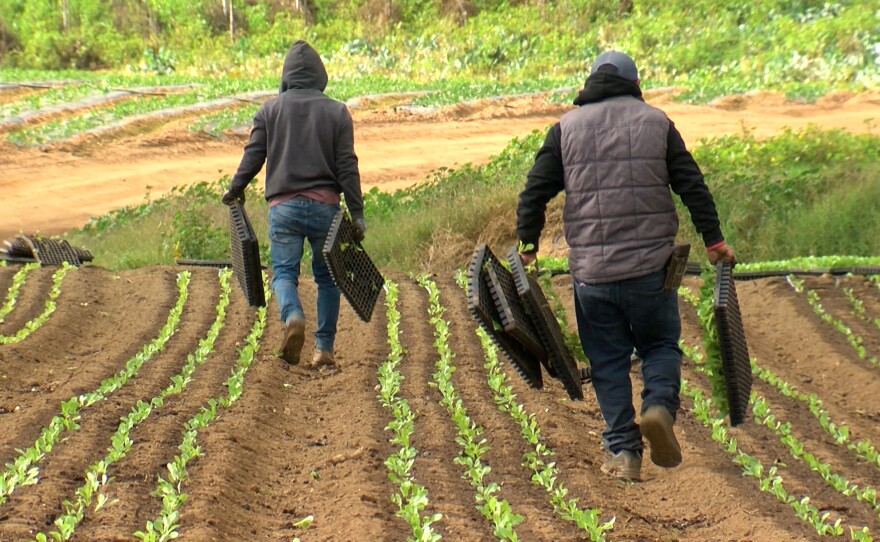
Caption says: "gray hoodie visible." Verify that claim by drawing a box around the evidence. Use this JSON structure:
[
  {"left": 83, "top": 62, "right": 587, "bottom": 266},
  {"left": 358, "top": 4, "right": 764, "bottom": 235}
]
[{"left": 229, "top": 40, "right": 363, "bottom": 220}]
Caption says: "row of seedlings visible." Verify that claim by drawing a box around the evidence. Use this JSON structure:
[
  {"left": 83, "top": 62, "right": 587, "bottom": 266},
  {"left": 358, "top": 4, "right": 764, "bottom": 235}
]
[
  {"left": 452, "top": 271, "right": 614, "bottom": 541},
  {"left": 678, "top": 286, "right": 880, "bottom": 474},
  {"left": 841, "top": 285, "right": 880, "bottom": 334},
  {"left": 529, "top": 266, "right": 866, "bottom": 539},
  {"left": 416, "top": 275, "right": 524, "bottom": 541},
  {"left": 32, "top": 269, "right": 232, "bottom": 541},
  {"left": 375, "top": 280, "right": 442, "bottom": 541},
  {"left": 0, "top": 262, "right": 39, "bottom": 323},
  {"left": 681, "top": 280, "right": 874, "bottom": 540},
  {"left": 786, "top": 275, "right": 878, "bottom": 367},
  {"left": 134, "top": 274, "right": 269, "bottom": 542},
  {"left": 0, "top": 263, "right": 73, "bottom": 345},
  {"left": 0, "top": 271, "right": 191, "bottom": 504}
]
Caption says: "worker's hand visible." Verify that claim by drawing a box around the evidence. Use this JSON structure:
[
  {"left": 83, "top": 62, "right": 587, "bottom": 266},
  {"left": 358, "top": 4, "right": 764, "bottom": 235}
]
[
  {"left": 353, "top": 217, "right": 366, "bottom": 243},
  {"left": 707, "top": 242, "right": 736, "bottom": 264},
  {"left": 221, "top": 189, "right": 244, "bottom": 205},
  {"left": 519, "top": 251, "right": 537, "bottom": 268}
]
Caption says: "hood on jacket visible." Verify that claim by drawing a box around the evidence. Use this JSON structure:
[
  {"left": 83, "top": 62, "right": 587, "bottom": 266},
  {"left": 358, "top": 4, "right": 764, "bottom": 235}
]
[
  {"left": 279, "top": 40, "right": 328, "bottom": 94},
  {"left": 573, "top": 71, "right": 642, "bottom": 106}
]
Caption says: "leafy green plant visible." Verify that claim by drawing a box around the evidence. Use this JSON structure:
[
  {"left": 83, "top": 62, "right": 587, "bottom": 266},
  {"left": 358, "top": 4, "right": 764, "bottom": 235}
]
[{"left": 0, "top": 263, "right": 72, "bottom": 345}]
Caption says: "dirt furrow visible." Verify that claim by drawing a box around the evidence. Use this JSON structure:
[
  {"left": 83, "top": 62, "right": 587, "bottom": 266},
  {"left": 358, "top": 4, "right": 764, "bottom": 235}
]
[
  {"left": 533, "top": 276, "right": 818, "bottom": 541},
  {"left": 0, "top": 268, "right": 218, "bottom": 539},
  {"left": 181, "top": 281, "right": 404, "bottom": 542},
  {"left": 737, "top": 278, "right": 880, "bottom": 444},
  {"left": 395, "top": 278, "right": 493, "bottom": 540},
  {"left": 0, "top": 265, "right": 14, "bottom": 298},
  {"left": 72, "top": 281, "right": 255, "bottom": 541},
  {"left": 434, "top": 276, "right": 588, "bottom": 541},
  {"left": 679, "top": 305, "right": 880, "bottom": 535},
  {"left": 0, "top": 267, "right": 175, "bottom": 458},
  {"left": 805, "top": 276, "right": 880, "bottom": 361},
  {"left": 0, "top": 266, "right": 54, "bottom": 338}
]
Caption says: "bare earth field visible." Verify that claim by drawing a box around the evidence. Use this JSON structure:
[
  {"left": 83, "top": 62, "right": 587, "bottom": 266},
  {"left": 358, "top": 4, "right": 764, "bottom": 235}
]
[
  {"left": 1, "top": 87, "right": 880, "bottom": 541},
  {"left": 2, "top": 266, "right": 880, "bottom": 540}
]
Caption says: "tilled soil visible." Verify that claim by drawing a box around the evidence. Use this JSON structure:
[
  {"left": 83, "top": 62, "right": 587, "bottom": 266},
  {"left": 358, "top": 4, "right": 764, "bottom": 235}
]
[{"left": 1, "top": 266, "right": 880, "bottom": 540}]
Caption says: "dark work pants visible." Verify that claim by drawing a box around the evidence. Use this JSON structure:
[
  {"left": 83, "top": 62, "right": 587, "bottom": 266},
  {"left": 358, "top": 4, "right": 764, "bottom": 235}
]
[{"left": 573, "top": 269, "right": 682, "bottom": 454}]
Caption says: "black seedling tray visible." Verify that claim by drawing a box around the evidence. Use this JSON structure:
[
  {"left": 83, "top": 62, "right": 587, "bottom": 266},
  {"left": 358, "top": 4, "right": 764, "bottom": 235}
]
[
  {"left": 1, "top": 237, "right": 31, "bottom": 257},
  {"left": 22, "top": 235, "right": 81, "bottom": 266},
  {"left": 228, "top": 201, "right": 266, "bottom": 307},
  {"left": 713, "top": 261, "right": 752, "bottom": 426},
  {"left": 507, "top": 247, "right": 584, "bottom": 400},
  {"left": 2, "top": 236, "right": 92, "bottom": 264},
  {"left": 321, "top": 211, "right": 383, "bottom": 322},
  {"left": 484, "top": 262, "right": 546, "bottom": 360},
  {"left": 466, "top": 244, "right": 543, "bottom": 389}
]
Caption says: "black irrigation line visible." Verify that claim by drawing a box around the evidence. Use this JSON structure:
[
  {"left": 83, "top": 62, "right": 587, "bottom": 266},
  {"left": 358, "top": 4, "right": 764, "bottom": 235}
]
[{"left": 549, "top": 263, "right": 880, "bottom": 280}]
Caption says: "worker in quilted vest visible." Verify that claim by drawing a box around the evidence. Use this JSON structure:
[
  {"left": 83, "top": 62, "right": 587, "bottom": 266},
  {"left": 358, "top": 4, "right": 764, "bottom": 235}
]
[
  {"left": 516, "top": 51, "right": 736, "bottom": 481},
  {"left": 222, "top": 40, "right": 365, "bottom": 369}
]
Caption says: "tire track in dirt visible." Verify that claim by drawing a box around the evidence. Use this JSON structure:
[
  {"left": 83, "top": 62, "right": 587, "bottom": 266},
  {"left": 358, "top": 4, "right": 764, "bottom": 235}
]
[
  {"left": 395, "top": 278, "right": 492, "bottom": 540},
  {"left": 181, "top": 281, "right": 405, "bottom": 542},
  {"left": 0, "top": 267, "right": 175, "bottom": 460},
  {"left": 0, "top": 269, "right": 218, "bottom": 539},
  {"left": 678, "top": 305, "right": 880, "bottom": 536},
  {"left": 0, "top": 266, "right": 54, "bottom": 338},
  {"left": 434, "top": 276, "right": 586, "bottom": 541},
  {"left": 73, "top": 275, "right": 254, "bottom": 541},
  {"left": 542, "top": 276, "right": 819, "bottom": 540}
]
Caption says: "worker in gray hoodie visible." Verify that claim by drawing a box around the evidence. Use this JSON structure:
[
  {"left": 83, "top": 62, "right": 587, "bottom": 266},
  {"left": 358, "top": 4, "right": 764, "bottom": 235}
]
[{"left": 222, "top": 40, "right": 365, "bottom": 368}]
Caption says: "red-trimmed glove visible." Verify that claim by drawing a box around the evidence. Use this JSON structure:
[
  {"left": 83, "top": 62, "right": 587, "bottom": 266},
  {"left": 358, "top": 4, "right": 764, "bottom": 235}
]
[{"left": 707, "top": 241, "right": 736, "bottom": 264}]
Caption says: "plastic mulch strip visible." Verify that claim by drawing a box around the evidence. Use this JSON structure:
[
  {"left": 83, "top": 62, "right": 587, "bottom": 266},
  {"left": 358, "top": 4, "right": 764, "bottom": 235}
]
[
  {"left": 466, "top": 243, "right": 543, "bottom": 389},
  {"left": 507, "top": 247, "right": 584, "bottom": 400},
  {"left": 713, "top": 261, "right": 752, "bottom": 426},
  {"left": 22, "top": 235, "right": 81, "bottom": 266},
  {"left": 321, "top": 210, "right": 383, "bottom": 322},
  {"left": 228, "top": 201, "right": 266, "bottom": 307}
]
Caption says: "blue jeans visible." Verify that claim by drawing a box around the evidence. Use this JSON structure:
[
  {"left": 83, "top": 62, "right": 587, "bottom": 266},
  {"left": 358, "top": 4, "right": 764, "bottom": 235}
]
[
  {"left": 573, "top": 269, "right": 682, "bottom": 454},
  {"left": 268, "top": 198, "right": 341, "bottom": 353}
]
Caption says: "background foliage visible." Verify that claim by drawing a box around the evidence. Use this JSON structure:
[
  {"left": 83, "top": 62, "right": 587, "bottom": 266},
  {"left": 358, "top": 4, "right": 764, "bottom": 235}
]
[{"left": 2, "top": 0, "right": 878, "bottom": 99}]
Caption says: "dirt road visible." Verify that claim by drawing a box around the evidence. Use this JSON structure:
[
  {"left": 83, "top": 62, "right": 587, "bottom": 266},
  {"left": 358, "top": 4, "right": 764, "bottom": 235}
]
[{"left": 0, "top": 89, "right": 878, "bottom": 240}]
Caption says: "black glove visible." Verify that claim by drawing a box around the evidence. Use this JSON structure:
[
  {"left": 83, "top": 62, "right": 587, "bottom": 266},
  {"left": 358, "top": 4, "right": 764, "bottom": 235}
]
[
  {"left": 221, "top": 189, "right": 244, "bottom": 205},
  {"left": 353, "top": 217, "right": 366, "bottom": 243}
]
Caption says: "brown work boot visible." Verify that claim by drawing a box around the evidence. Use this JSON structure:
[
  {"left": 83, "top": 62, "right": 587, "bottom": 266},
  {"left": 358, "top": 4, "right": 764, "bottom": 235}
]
[
  {"left": 640, "top": 405, "right": 682, "bottom": 468},
  {"left": 600, "top": 450, "right": 642, "bottom": 481},
  {"left": 311, "top": 349, "right": 335, "bottom": 367},
  {"left": 280, "top": 316, "right": 305, "bottom": 365}
]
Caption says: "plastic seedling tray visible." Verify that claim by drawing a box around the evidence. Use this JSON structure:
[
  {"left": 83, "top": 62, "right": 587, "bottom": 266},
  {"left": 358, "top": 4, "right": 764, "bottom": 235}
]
[
  {"left": 321, "top": 210, "right": 384, "bottom": 322},
  {"left": 228, "top": 201, "right": 266, "bottom": 307},
  {"left": 507, "top": 247, "right": 584, "bottom": 400},
  {"left": 713, "top": 261, "right": 752, "bottom": 426},
  {"left": 466, "top": 243, "right": 543, "bottom": 388}
]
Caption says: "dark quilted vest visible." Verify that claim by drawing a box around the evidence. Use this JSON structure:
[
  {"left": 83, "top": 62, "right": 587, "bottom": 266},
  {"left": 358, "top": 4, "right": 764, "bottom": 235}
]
[{"left": 560, "top": 95, "right": 678, "bottom": 283}]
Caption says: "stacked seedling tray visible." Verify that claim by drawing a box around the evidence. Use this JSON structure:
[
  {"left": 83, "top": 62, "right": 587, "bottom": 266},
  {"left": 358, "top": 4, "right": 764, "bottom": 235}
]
[
  {"left": 322, "top": 211, "right": 384, "bottom": 322},
  {"left": 466, "top": 244, "right": 544, "bottom": 389},
  {"left": 228, "top": 201, "right": 266, "bottom": 307},
  {"left": 1, "top": 235, "right": 92, "bottom": 265},
  {"left": 713, "top": 261, "right": 752, "bottom": 426},
  {"left": 507, "top": 247, "right": 584, "bottom": 400}
]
